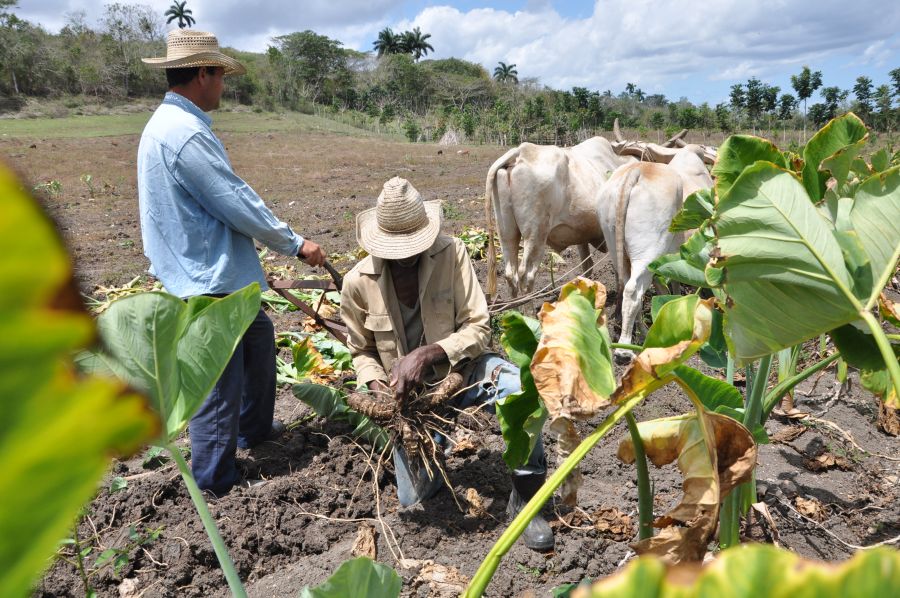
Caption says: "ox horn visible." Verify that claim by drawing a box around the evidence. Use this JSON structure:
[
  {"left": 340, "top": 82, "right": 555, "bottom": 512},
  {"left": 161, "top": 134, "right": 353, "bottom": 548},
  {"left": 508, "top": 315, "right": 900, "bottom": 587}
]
[{"left": 613, "top": 118, "right": 625, "bottom": 143}]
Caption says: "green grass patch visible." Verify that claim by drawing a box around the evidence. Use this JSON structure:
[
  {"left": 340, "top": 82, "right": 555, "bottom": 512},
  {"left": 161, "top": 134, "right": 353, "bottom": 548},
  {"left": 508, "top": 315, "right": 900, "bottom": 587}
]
[{"left": 0, "top": 109, "right": 399, "bottom": 140}]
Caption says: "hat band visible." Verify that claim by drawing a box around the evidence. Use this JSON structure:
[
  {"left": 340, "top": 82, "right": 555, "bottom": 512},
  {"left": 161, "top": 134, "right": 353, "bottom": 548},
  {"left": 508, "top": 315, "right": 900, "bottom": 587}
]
[{"left": 378, "top": 219, "right": 427, "bottom": 235}]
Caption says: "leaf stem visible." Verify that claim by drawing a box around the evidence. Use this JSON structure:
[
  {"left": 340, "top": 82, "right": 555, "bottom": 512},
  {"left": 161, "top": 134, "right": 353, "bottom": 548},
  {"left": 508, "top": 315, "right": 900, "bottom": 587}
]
[
  {"left": 859, "top": 310, "right": 900, "bottom": 400},
  {"left": 743, "top": 355, "right": 772, "bottom": 434},
  {"left": 624, "top": 412, "right": 653, "bottom": 540},
  {"left": 719, "top": 490, "right": 740, "bottom": 549},
  {"left": 463, "top": 391, "right": 649, "bottom": 597},
  {"left": 167, "top": 443, "right": 247, "bottom": 598},
  {"left": 763, "top": 352, "right": 841, "bottom": 418},
  {"left": 611, "top": 342, "right": 643, "bottom": 352}
]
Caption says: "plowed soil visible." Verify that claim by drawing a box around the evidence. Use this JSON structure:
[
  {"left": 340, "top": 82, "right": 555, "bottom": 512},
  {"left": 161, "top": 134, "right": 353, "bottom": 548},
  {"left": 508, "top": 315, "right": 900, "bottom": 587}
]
[{"left": 3, "top": 120, "right": 898, "bottom": 597}]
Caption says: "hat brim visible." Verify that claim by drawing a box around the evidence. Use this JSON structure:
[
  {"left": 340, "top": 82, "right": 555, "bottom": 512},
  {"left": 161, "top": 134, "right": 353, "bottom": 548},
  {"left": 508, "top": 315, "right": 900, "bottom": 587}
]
[
  {"left": 357, "top": 200, "right": 442, "bottom": 260},
  {"left": 142, "top": 51, "right": 246, "bottom": 76}
]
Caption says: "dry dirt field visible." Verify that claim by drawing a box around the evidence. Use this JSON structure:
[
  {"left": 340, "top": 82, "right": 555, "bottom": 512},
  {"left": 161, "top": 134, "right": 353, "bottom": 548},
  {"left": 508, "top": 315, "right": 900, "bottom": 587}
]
[{"left": 2, "top": 116, "right": 898, "bottom": 597}]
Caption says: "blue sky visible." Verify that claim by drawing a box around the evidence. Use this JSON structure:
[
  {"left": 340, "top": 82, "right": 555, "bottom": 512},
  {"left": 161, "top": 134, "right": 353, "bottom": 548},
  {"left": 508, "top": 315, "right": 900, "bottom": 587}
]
[{"left": 14, "top": 1, "right": 900, "bottom": 106}]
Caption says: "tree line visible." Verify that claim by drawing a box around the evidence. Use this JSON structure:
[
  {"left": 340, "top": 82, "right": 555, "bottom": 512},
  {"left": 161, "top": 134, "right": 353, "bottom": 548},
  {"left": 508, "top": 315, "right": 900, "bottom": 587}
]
[{"left": 1, "top": 1, "right": 899, "bottom": 145}]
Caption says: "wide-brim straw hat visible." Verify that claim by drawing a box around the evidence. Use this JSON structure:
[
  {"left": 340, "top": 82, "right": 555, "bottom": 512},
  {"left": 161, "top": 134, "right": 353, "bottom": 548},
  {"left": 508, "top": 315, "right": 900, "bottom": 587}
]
[
  {"left": 357, "top": 177, "right": 442, "bottom": 260},
  {"left": 142, "top": 29, "right": 246, "bottom": 76}
]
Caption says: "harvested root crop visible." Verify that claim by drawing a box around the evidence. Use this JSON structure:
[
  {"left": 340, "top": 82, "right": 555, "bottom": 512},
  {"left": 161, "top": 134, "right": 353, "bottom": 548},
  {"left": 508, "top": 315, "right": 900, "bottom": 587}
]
[{"left": 346, "top": 373, "right": 466, "bottom": 481}]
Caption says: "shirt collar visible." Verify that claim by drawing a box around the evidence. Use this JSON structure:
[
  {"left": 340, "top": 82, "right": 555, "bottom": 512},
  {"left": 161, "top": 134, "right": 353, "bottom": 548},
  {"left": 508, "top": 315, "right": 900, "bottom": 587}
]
[{"left": 163, "top": 91, "right": 212, "bottom": 127}]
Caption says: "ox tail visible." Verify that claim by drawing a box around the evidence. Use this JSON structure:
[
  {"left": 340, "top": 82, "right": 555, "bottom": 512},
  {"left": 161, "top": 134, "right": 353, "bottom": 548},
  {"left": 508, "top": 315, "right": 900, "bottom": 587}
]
[
  {"left": 484, "top": 145, "right": 522, "bottom": 297},
  {"left": 615, "top": 165, "right": 642, "bottom": 313}
]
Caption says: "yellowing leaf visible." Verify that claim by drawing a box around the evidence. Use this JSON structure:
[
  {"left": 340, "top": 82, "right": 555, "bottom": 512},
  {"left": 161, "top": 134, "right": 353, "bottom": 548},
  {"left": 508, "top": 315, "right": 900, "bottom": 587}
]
[
  {"left": 612, "top": 297, "right": 714, "bottom": 405},
  {"left": 530, "top": 278, "right": 616, "bottom": 504},
  {"left": 0, "top": 163, "right": 159, "bottom": 597},
  {"left": 880, "top": 292, "right": 900, "bottom": 327},
  {"left": 531, "top": 278, "right": 616, "bottom": 420},
  {"left": 293, "top": 336, "right": 336, "bottom": 382},
  {"left": 617, "top": 411, "right": 756, "bottom": 563},
  {"left": 572, "top": 544, "right": 900, "bottom": 598}
]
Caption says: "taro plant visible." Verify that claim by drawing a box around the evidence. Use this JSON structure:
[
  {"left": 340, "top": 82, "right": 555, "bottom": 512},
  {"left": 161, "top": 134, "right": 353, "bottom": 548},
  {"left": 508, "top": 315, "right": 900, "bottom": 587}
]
[
  {"left": 650, "top": 112, "right": 900, "bottom": 545},
  {"left": 0, "top": 164, "right": 158, "bottom": 597},
  {"left": 465, "top": 280, "right": 760, "bottom": 596},
  {"left": 77, "top": 283, "right": 262, "bottom": 598},
  {"left": 465, "top": 114, "right": 900, "bottom": 596}
]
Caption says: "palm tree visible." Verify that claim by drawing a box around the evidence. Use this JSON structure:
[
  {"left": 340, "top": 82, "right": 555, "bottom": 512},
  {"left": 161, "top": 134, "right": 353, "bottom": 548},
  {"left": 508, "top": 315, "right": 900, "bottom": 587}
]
[
  {"left": 493, "top": 62, "right": 518, "bottom": 84},
  {"left": 165, "top": 1, "right": 195, "bottom": 29},
  {"left": 400, "top": 27, "right": 434, "bottom": 61},
  {"left": 373, "top": 27, "right": 400, "bottom": 57}
]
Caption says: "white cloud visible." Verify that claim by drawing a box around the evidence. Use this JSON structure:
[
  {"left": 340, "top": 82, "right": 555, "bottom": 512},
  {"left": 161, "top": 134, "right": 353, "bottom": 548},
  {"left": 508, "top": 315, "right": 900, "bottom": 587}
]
[
  {"left": 12, "top": 0, "right": 900, "bottom": 102},
  {"left": 388, "top": 0, "right": 900, "bottom": 100}
]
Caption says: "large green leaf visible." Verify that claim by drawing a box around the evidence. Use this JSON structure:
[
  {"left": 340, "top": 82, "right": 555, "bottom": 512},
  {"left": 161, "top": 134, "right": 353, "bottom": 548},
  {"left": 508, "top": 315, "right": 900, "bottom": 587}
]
[
  {"left": 79, "top": 285, "right": 261, "bottom": 440},
  {"left": 0, "top": 164, "right": 158, "bottom": 597},
  {"left": 496, "top": 311, "right": 547, "bottom": 469},
  {"left": 293, "top": 383, "right": 390, "bottom": 450},
  {"left": 299, "top": 557, "right": 401, "bottom": 598},
  {"left": 802, "top": 112, "right": 868, "bottom": 201},
  {"left": 830, "top": 321, "right": 900, "bottom": 371},
  {"left": 576, "top": 544, "right": 900, "bottom": 597},
  {"left": 649, "top": 253, "right": 708, "bottom": 288},
  {"left": 669, "top": 188, "right": 714, "bottom": 232},
  {"left": 650, "top": 295, "right": 681, "bottom": 323},
  {"left": 673, "top": 366, "right": 742, "bottom": 412},
  {"left": 711, "top": 162, "right": 861, "bottom": 359},
  {"left": 712, "top": 135, "right": 786, "bottom": 199},
  {"left": 850, "top": 165, "right": 900, "bottom": 304}
]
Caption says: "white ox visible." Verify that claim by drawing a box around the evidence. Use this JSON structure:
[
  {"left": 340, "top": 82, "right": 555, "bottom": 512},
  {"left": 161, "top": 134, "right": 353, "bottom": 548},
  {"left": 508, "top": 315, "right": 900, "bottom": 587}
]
[
  {"left": 597, "top": 144, "right": 713, "bottom": 360},
  {"left": 484, "top": 137, "right": 636, "bottom": 296}
]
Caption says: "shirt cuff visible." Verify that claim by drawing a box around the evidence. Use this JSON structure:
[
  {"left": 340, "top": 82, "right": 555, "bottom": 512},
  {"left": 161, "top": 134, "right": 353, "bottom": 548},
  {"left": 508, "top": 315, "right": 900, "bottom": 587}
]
[
  {"left": 291, "top": 234, "right": 304, "bottom": 257},
  {"left": 435, "top": 335, "right": 469, "bottom": 368}
]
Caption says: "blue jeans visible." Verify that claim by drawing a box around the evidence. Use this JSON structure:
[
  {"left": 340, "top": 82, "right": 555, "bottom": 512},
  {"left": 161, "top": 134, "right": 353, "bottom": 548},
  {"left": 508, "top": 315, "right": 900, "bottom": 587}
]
[
  {"left": 188, "top": 308, "right": 276, "bottom": 494},
  {"left": 394, "top": 353, "right": 546, "bottom": 506}
]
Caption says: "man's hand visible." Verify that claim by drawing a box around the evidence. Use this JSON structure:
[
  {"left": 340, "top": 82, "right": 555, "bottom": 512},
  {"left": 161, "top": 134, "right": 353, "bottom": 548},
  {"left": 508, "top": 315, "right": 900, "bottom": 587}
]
[
  {"left": 389, "top": 344, "right": 447, "bottom": 403},
  {"left": 298, "top": 239, "right": 326, "bottom": 267}
]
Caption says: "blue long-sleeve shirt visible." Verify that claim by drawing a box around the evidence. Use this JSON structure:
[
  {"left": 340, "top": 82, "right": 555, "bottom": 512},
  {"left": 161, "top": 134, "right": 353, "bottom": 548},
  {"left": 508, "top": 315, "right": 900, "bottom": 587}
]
[{"left": 137, "top": 92, "right": 303, "bottom": 298}]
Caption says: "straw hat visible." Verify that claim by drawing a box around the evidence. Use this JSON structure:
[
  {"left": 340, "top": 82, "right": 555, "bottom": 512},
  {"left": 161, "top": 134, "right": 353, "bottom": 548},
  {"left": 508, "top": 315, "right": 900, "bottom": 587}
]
[
  {"left": 142, "top": 29, "right": 246, "bottom": 76},
  {"left": 357, "top": 177, "right": 442, "bottom": 260}
]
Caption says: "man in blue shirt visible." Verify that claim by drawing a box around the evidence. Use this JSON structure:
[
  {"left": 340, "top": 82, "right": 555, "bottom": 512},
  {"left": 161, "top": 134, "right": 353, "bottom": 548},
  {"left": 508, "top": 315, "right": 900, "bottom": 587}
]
[{"left": 138, "top": 30, "right": 326, "bottom": 495}]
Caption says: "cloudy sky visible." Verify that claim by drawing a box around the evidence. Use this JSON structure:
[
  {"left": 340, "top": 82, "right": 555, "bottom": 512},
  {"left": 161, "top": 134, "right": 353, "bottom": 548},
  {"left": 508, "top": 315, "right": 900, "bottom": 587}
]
[{"left": 14, "top": 0, "right": 900, "bottom": 104}]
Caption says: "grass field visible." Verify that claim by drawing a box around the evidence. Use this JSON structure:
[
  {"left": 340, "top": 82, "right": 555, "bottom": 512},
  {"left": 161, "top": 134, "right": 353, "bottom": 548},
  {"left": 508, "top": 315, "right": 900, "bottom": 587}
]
[{"left": 0, "top": 107, "right": 401, "bottom": 140}]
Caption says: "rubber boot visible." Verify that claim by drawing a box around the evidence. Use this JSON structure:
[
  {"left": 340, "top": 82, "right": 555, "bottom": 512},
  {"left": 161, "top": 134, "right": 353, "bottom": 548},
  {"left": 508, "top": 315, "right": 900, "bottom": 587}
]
[{"left": 507, "top": 473, "right": 554, "bottom": 551}]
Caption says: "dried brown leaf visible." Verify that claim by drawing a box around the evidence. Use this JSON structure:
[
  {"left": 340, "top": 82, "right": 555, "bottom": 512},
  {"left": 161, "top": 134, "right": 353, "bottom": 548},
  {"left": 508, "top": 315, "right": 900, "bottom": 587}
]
[
  {"left": 465, "top": 487, "right": 489, "bottom": 519},
  {"left": 617, "top": 411, "right": 756, "bottom": 563},
  {"left": 350, "top": 523, "right": 377, "bottom": 559},
  {"left": 877, "top": 400, "right": 900, "bottom": 436},
  {"left": 795, "top": 496, "right": 828, "bottom": 522},
  {"left": 804, "top": 452, "right": 852, "bottom": 472},
  {"left": 770, "top": 425, "right": 808, "bottom": 443},
  {"left": 402, "top": 559, "right": 469, "bottom": 598},
  {"left": 592, "top": 506, "right": 634, "bottom": 541}
]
